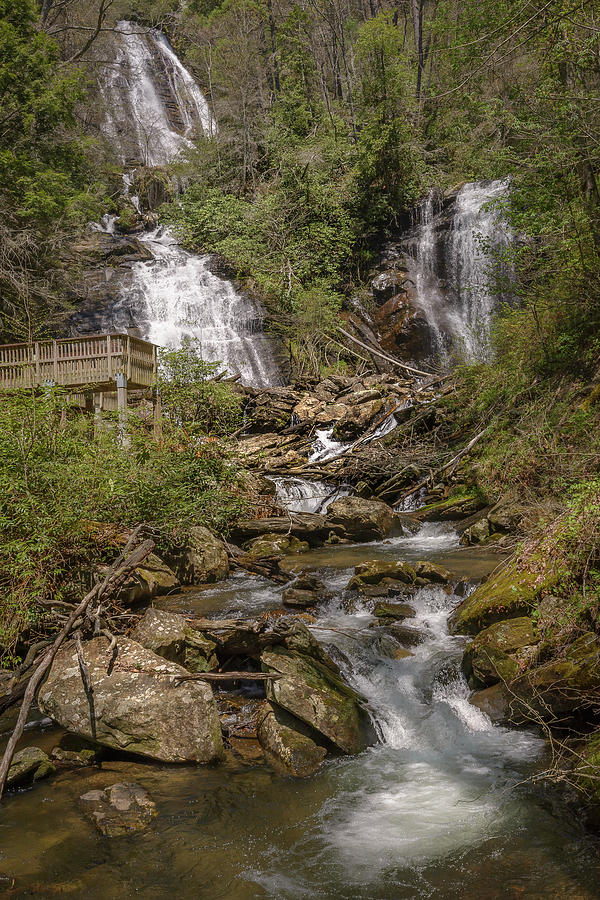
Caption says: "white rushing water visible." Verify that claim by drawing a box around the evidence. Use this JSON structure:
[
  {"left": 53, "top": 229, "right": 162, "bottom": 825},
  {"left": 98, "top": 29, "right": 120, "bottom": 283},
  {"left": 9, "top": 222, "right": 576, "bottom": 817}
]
[
  {"left": 309, "top": 413, "right": 398, "bottom": 463},
  {"left": 408, "top": 178, "right": 512, "bottom": 361},
  {"left": 94, "top": 22, "right": 281, "bottom": 386},
  {"left": 273, "top": 477, "right": 351, "bottom": 513}
]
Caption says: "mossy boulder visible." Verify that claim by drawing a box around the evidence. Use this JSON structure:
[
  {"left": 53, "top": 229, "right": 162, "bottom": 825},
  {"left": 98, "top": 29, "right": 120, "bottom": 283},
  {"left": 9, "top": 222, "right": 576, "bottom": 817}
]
[
  {"left": 352, "top": 560, "right": 416, "bottom": 586},
  {"left": 117, "top": 553, "right": 179, "bottom": 606},
  {"left": 415, "top": 494, "right": 486, "bottom": 522},
  {"left": 132, "top": 608, "right": 218, "bottom": 673},
  {"left": 415, "top": 561, "right": 455, "bottom": 584},
  {"left": 6, "top": 747, "right": 55, "bottom": 788},
  {"left": 257, "top": 703, "right": 327, "bottom": 777},
  {"left": 261, "top": 646, "right": 375, "bottom": 754},
  {"left": 174, "top": 526, "right": 230, "bottom": 585},
  {"left": 244, "top": 533, "right": 309, "bottom": 559},
  {"left": 326, "top": 497, "right": 403, "bottom": 541},
  {"left": 448, "top": 562, "right": 552, "bottom": 635},
  {"left": 462, "top": 617, "right": 538, "bottom": 688},
  {"left": 373, "top": 601, "right": 417, "bottom": 622}
]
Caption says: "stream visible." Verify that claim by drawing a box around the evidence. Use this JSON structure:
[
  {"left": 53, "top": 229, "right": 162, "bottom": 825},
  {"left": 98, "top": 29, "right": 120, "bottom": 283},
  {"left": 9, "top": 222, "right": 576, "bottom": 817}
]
[{"left": 1, "top": 506, "right": 599, "bottom": 898}]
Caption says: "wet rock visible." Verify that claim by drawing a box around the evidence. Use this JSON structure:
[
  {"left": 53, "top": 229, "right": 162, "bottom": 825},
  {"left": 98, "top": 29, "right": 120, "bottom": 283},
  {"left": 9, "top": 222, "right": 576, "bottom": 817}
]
[
  {"left": 415, "top": 561, "right": 455, "bottom": 584},
  {"left": 116, "top": 552, "right": 179, "bottom": 605},
  {"left": 6, "top": 747, "right": 55, "bottom": 788},
  {"left": 247, "top": 388, "right": 301, "bottom": 431},
  {"left": 373, "top": 601, "right": 417, "bottom": 622},
  {"left": 384, "top": 622, "right": 426, "bottom": 647},
  {"left": 332, "top": 398, "right": 384, "bottom": 440},
  {"left": 79, "top": 782, "right": 157, "bottom": 837},
  {"left": 244, "top": 533, "right": 309, "bottom": 559},
  {"left": 53, "top": 747, "right": 99, "bottom": 767},
  {"left": 463, "top": 617, "right": 538, "bottom": 688},
  {"left": 460, "top": 517, "right": 491, "bottom": 545},
  {"left": 488, "top": 500, "right": 525, "bottom": 534},
  {"left": 39, "top": 636, "right": 224, "bottom": 763},
  {"left": 371, "top": 271, "right": 405, "bottom": 303},
  {"left": 353, "top": 560, "right": 416, "bottom": 585},
  {"left": 262, "top": 647, "right": 374, "bottom": 754},
  {"left": 231, "top": 514, "right": 341, "bottom": 548},
  {"left": 415, "top": 494, "right": 486, "bottom": 523},
  {"left": 448, "top": 561, "right": 554, "bottom": 635},
  {"left": 258, "top": 703, "right": 327, "bottom": 777},
  {"left": 132, "top": 608, "right": 219, "bottom": 673},
  {"left": 282, "top": 588, "right": 317, "bottom": 608},
  {"left": 469, "top": 683, "right": 512, "bottom": 724},
  {"left": 173, "top": 526, "right": 229, "bottom": 585},
  {"left": 327, "top": 497, "right": 403, "bottom": 542}
]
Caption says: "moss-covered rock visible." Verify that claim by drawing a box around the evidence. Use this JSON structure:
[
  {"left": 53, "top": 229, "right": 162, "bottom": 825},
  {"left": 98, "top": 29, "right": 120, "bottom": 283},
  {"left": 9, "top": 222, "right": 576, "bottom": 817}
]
[
  {"left": 373, "top": 601, "right": 417, "bottom": 622},
  {"left": 117, "top": 553, "right": 179, "bottom": 606},
  {"left": 448, "top": 562, "right": 552, "bottom": 635},
  {"left": 462, "top": 617, "right": 538, "bottom": 688},
  {"left": 6, "top": 747, "right": 55, "bottom": 788},
  {"left": 244, "top": 533, "right": 309, "bottom": 559},
  {"left": 415, "top": 494, "right": 486, "bottom": 523},
  {"left": 326, "top": 497, "right": 403, "bottom": 541},
  {"left": 353, "top": 560, "right": 416, "bottom": 585},
  {"left": 415, "top": 561, "right": 455, "bottom": 584},
  {"left": 174, "top": 526, "right": 230, "bottom": 585},
  {"left": 262, "top": 646, "right": 375, "bottom": 754},
  {"left": 257, "top": 703, "right": 327, "bottom": 777}
]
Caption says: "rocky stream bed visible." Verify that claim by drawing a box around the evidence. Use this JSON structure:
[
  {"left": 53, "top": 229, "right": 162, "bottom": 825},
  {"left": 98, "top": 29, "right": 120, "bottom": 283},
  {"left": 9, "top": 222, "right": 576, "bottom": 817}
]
[{"left": 1, "top": 377, "right": 600, "bottom": 898}]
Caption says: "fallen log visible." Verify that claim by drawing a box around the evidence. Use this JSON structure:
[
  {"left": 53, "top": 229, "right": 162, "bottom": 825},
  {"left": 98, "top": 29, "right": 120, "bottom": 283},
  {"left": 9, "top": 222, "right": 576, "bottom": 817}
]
[
  {"left": 336, "top": 326, "right": 436, "bottom": 378},
  {"left": 0, "top": 528, "right": 155, "bottom": 801}
]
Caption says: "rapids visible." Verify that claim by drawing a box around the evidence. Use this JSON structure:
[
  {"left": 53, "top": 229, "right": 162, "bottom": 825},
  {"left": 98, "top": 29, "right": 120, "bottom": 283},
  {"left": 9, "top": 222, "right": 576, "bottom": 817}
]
[{"left": 1, "top": 513, "right": 599, "bottom": 898}]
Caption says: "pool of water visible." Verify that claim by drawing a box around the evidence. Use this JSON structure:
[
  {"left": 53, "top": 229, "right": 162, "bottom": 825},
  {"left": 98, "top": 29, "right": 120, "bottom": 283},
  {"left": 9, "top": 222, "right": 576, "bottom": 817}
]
[{"left": 1, "top": 525, "right": 598, "bottom": 899}]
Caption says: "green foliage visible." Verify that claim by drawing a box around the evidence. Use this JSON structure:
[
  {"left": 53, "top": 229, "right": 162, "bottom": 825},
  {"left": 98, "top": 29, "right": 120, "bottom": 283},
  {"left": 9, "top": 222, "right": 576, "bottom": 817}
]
[
  {"left": 159, "top": 339, "right": 243, "bottom": 435},
  {"left": 0, "top": 390, "right": 249, "bottom": 664}
]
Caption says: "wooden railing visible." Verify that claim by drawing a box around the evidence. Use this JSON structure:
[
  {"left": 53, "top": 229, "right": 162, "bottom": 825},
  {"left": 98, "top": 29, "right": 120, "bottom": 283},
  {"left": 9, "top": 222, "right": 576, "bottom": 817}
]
[{"left": 0, "top": 334, "right": 157, "bottom": 391}]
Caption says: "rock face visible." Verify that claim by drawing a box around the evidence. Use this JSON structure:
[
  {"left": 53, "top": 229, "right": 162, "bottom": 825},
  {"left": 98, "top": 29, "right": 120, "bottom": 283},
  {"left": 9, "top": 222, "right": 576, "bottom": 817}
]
[
  {"left": 79, "top": 782, "right": 157, "bottom": 837},
  {"left": 262, "top": 646, "right": 374, "bottom": 754},
  {"left": 174, "top": 526, "right": 230, "bottom": 585},
  {"left": 327, "top": 497, "right": 402, "bottom": 542},
  {"left": 132, "top": 608, "right": 219, "bottom": 673},
  {"left": 6, "top": 747, "right": 55, "bottom": 788},
  {"left": 39, "top": 636, "right": 223, "bottom": 763},
  {"left": 258, "top": 703, "right": 327, "bottom": 777}
]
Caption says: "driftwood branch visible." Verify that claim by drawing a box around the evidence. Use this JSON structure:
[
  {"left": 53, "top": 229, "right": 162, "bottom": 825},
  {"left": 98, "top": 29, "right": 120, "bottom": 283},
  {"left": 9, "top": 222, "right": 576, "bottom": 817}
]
[
  {"left": 0, "top": 529, "right": 154, "bottom": 801},
  {"left": 336, "top": 326, "right": 436, "bottom": 378}
]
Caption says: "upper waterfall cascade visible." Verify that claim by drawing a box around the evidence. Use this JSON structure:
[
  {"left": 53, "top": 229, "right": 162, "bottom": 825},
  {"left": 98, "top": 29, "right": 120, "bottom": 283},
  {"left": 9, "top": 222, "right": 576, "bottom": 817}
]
[
  {"left": 94, "top": 22, "right": 281, "bottom": 387},
  {"left": 406, "top": 178, "right": 512, "bottom": 360}
]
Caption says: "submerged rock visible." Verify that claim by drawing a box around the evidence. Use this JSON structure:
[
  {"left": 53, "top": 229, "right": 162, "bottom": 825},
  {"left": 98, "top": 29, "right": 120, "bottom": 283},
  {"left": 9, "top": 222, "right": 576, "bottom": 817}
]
[
  {"left": 39, "top": 636, "right": 223, "bottom": 764},
  {"left": 373, "top": 601, "right": 417, "bottom": 622},
  {"left": 258, "top": 703, "right": 327, "bottom": 777},
  {"left": 79, "top": 782, "right": 157, "bottom": 837},
  {"left": 132, "top": 608, "right": 219, "bottom": 673},
  {"left": 262, "top": 647, "right": 375, "bottom": 754},
  {"left": 282, "top": 588, "right": 318, "bottom": 608},
  {"left": 6, "top": 747, "right": 55, "bottom": 789},
  {"left": 327, "top": 497, "right": 403, "bottom": 542}
]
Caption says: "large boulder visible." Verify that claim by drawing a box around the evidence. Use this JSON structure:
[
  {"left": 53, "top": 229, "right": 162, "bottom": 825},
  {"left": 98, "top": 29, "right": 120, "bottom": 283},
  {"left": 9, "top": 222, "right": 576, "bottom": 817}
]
[
  {"left": 174, "top": 526, "right": 229, "bottom": 585},
  {"left": 448, "top": 561, "right": 554, "bottom": 635},
  {"left": 262, "top": 646, "right": 375, "bottom": 754},
  {"left": 243, "top": 533, "right": 309, "bottom": 559},
  {"left": 38, "top": 636, "right": 224, "bottom": 763},
  {"left": 231, "top": 513, "right": 341, "bottom": 548},
  {"left": 79, "top": 782, "right": 157, "bottom": 837},
  {"left": 131, "top": 608, "right": 218, "bottom": 673},
  {"left": 352, "top": 560, "right": 416, "bottom": 585},
  {"left": 462, "top": 616, "right": 538, "bottom": 688},
  {"left": 332, "top": 398, "right": 384, "bottom": 441},
  {"left": 258, "top": 703, "right": 327, "bottom": 777},
  {"left": 326, "top": 497, "right": 403, "bottom": 542},
  {"left": 117, "top": 553, "right": 179, "bottom": 606}
]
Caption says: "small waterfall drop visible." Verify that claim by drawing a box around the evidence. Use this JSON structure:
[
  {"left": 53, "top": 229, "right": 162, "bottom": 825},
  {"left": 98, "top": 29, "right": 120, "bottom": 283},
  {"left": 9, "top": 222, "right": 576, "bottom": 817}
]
[
  {"left": 407, "top": 178, "right": 512, "bottom": 361},
  {"left": 93, "top": 22, "right": 281, "bottom": 387}
]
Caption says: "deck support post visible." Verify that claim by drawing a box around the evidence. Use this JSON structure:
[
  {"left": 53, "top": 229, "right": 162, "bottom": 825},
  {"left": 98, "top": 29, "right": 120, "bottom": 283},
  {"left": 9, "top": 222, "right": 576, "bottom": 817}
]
[{"left": 116, "top": 373, "right": 129, "bottom": 448}]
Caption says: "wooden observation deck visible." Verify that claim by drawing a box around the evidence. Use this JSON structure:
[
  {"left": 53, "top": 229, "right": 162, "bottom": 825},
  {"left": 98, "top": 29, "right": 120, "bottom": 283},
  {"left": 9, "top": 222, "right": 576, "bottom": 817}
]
[{"left": 0, "top": 334, "right": 157, "bottom": 393}]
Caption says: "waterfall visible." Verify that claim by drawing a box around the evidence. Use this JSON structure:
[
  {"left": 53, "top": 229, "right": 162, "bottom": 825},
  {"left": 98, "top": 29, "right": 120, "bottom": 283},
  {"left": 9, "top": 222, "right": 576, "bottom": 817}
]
[
  {"left": 408, "top": 178, "right": 512, "bottom": 361},
  {"left": 93, "top": 22, "right": 281, "bottom": 387}
]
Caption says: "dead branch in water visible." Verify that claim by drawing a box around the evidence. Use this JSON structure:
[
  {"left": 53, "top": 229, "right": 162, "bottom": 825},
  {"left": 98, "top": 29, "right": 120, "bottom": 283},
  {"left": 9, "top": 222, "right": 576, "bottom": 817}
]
[{"left": 0, "top": 527, "right": 154, "bottom": 801}]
